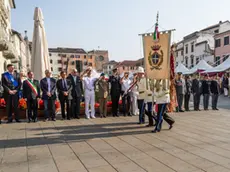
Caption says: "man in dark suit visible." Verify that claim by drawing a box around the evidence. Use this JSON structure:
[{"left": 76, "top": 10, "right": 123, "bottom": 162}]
[
  {"left": 210, "top": 76, "right": 219, "bottom": 110},
  {"left": 184, "top": 75, "right": 192, "bottom": 111},
  {"left": 40, "top": 70, "right": 57, "bottom": 121},
  {"left": 202, "top": 75, "right": 211, "bottom": 110},
  {"left": 1, "top": 64, "right": 22, "bottom": 123},
  {"left": 108, "top": 68, "right": 121, "bottom": 117},
  {"left": 67, "top": 69, "right": 83, "bottom": 119},
  {"left": 57, "top": 71, "right": 72, "bottom": 120},
  {"left": 23, "top": 71, "right": 40, "bottom": 123},
  {"left": 192, "top": 74, "right": 202, "bottom": 111}
]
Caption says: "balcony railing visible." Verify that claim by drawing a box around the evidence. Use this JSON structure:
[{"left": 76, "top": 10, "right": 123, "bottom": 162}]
[
  {"left": 0, "top": 26, "right": 9, "bottom": 51},
  {"left": 3, "top": 42, "right": 17, "bottom": 59}
]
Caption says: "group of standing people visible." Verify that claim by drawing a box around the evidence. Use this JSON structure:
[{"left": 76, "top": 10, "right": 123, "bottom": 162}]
[
  {"left": 175, "top": 73, "right": 220, "bottom": 112},
  {"left": 0, "top": 64, "right": 175, "bottom": 133}
]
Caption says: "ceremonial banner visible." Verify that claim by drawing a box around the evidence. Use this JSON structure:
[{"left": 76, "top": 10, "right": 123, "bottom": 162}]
[{"left": 143, "top": 31, "right": 171, "bottom": 79}]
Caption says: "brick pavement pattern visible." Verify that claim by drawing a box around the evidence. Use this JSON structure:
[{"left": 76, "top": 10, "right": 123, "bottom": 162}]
[{"left": 1, "top": 109, "right": 230, "bottom": 172}]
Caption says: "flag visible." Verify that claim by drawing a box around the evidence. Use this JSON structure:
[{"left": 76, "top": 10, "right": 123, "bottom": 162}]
[
  {"left": 168, "top": 45, "right": 178, "bottom": 112},
  {"left": 153, "top": 12, "right": 160, "bottom": 41},
  {"left": 153, "top": 23, "right": 160, "bottom": 41}
]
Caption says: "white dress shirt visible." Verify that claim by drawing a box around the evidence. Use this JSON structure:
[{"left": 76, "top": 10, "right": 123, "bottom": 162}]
[
  {"left": 46, "top": 77, "right": 51, "bottom": 92},
  {"left": 121, "top": 78, "right": 131, "bottom": 92},
  {"left": 83, "top": 76, "right": 97, "bottom": 91}
]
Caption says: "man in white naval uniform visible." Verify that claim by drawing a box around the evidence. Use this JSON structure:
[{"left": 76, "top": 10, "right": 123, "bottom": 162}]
[{"left": 81, "top": 67, "right": 99, "bottom": 119}]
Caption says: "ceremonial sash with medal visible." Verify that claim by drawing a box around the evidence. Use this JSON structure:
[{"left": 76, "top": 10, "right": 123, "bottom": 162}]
[
  {"left": 25, "top": 79, "right": 38, "bottom": 96},
  {"left": 4, "top": 72, "right": 18, "bottom": 87}
]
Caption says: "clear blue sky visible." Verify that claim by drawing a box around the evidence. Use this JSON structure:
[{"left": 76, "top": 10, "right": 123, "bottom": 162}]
[{"left": 12, "top": 0, "right": 230, "bottom": 61}]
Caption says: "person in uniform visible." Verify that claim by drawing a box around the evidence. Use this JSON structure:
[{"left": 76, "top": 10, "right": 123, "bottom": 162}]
[
  {"left": 175, "top": 73, "right": 185, "bottom": 112},
  {"left": 23, "top": 71, "right": 40, "bottom": 123},
  {"left": 108, "top": 68, "right": 121, "bottom": 117},
  {"left": 81, "top": 67, "right": 100, "bottom": 119},
  {"left": 120, "top": 71, "right": 131, "bottom": 116},
  {"left": 192, "top": 74, "right": 202, "bottom": 111},
  {"left": 1, "top": 64, "right": 22, "bottom": 123},
  {"left": 98, "top": 73, "right": 109, "bottom": 118},
  {"left": 67, "top": 69, "right": 83, "bottom": 119},
  {"left": 136, "top": 67, "right": 147, "bottom": 124},
  {"left": 152, "top": 79, "right": 174, "bottom": 133},
  {"left": 57, "top": 71, "right": 72, "bottom": 120},
  {"left": 184, "top": 75, "right": 192, "bottom": 111},
  {"left": 40, "top": 70, "right": 57, "bottom": 121}
]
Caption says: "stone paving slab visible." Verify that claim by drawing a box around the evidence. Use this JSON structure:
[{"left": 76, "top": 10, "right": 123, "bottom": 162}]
[{"left": 1, "top": 109, "right": 230, "bottom": 171}]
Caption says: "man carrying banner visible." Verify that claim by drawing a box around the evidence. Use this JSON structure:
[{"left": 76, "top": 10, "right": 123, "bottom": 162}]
[
  {"left": 1, "top": 64, "right": 22, "bottom": 123},
  {"left": 23, "top": 71, "right": 40, "bottom": 123}
]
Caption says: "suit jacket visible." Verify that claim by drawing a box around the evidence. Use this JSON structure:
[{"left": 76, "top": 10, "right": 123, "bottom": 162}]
[
  {"left": 40, "top": 77, "right": 56, "bottom": 100},
  {"left": 1, "top": 71, "right": 22, "bottom": 98},
  {"left": 108, "top": 75, "right": 121, "bottom": 96},
  {"left": 23, "top": 79, "right": 40, "bottom": 99},
  {"left": 202, "top": 80, "right": 210, "bottom": 95},
  {"left": 98, "top": 79, "right": 109, "bottom": 99},
  {"left": 56, "top": 78, "right": 72, "bottom": 100},
  {"left": 67, "top": 74, "right": 83, "bottom": 99},
  {"left": 210, "top": 80, "right": 219, "bottom": 94},
  {"left": 185, "top": 79, "right": 192, "bottom": 95},
  {"left": 192, "top": 79, "right": 202, "bottom": 94}
]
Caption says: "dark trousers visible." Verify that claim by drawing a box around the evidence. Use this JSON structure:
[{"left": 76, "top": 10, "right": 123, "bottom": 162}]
[
  {"left": 121, "top": 91, "right": 131, "bottom": 116},
  {"left": 60, "top": 97, "right": 71, "bottom": 119},
  {"left": 137, "top": 99, "right": 145, "bottom": 123},
  {"left": 212, "top": 94, "right": 219, "bottom": 109},
  {"left": 111, "top": 94, "right": 120, "bottom": 116},
  {"left": 193, "top": 93, "right": 201, "bottom": 110},
  {"left": 154, "top": 103, "right": 167, "bottom": 131},
  {"left": 71, "top": 97, "right": 81, "bottom": 118},
  {"left": 44, "top": 99, "right": 56, "bottom": 119},
  {"left": 144, "top": 102, "right": 155, "bottom": 126},
  {"left": 184, "top": 94, "right": 190, "bottom": 111},
  {"left": 5, "top": 95, "right": 19, "bottom": 121},
  {"left": 177, "top": 94, "right": 184, "bottom": 111},
  {"left": 163, "top": 113, "right": 175, "bottom": 126},
  {"left": 27, "top": 98, "right": 38, "bottom": 120},
  {"left": 203, "top": 94, "right": 210, "bottom": 110}
]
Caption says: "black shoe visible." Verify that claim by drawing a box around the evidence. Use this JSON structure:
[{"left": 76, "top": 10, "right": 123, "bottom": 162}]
[
  {"left": 7, "top": 120, "right": 13, "bottom": 124},
  {"left": 152, "top": 129, "right": 158, "bottom": 133},
  {"left": 76, "top": 116, "right": 80, "bottom": 119},
  {"left": 116, "top": 115, "right": 119, "bottom": 117},
  {"left": 137, "top": 122, "right": 142, "bottom": 124},
  {"left": 179, "top": 110, "right": 185, "bottom": 112},
  {"left": 215, "top": 108, "right": 219, "bottom": 110},
  {"left": 52, "top": 118, "right": 56, "bottom": 121},
  {"left": 0, "top": 120, "right": 1, "bottom": 124},
  {"left": 169, "top": 125, "right": 173, "bottom": 130},
  {"left": 16, "top": 120, "right": 21, "bottom": 123},
  {"left": 103, "top": 116, "right": 106, "bottom": 118},
  {"left": 67, "top": 118, "right": 71, "bottom": 120},
  {"left": 34, "top": 118, "right": 38, "bottom": 123}
]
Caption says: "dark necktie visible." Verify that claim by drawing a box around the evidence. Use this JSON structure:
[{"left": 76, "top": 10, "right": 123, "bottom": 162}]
[{"left": 63, "top": 79, "right": 67, "bottom": 91}]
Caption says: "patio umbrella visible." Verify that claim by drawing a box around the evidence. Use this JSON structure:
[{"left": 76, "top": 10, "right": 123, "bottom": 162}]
[{"left": 31, "top": 7, "right": 50, "bottom": 80}]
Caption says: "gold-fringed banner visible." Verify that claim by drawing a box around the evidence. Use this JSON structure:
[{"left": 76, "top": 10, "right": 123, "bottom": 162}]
[{"left": 143, "top": 32, "right": 171, "bottom": 79}]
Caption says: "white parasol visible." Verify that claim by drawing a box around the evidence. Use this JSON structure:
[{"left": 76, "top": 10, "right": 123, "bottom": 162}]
[{"left": 31, "top": 7, "right": 50, "bottom": 80}]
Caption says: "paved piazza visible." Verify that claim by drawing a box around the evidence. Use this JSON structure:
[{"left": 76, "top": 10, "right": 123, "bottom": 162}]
[{"left": 1, "top": 109, "right": 230, "bottom": 172}]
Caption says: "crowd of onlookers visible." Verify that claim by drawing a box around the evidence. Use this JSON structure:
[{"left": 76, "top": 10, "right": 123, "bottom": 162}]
[{"left": 175, "top": 72, "right": 230, "bottom": 112}]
